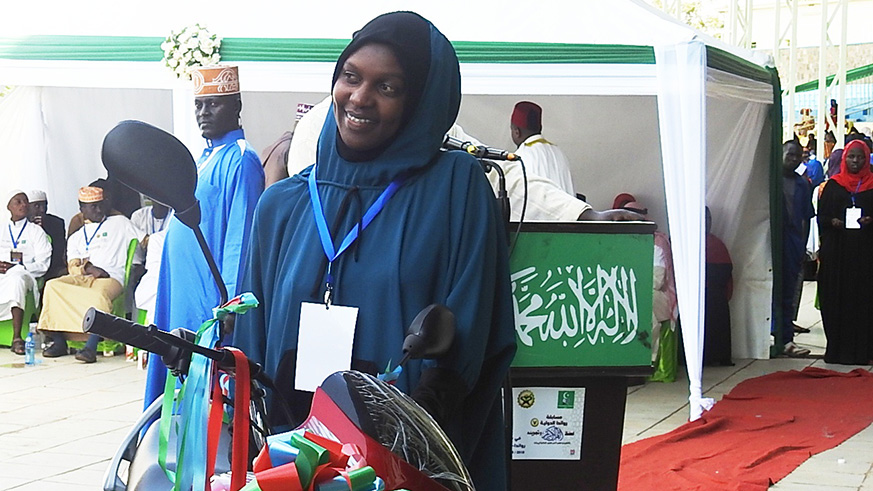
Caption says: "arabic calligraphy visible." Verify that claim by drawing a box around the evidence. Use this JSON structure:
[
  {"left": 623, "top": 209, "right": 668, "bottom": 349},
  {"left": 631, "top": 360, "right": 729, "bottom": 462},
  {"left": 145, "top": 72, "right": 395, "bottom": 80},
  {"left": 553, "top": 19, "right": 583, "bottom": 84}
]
[{"left": 512, "top": 264, "right": 640, "bottom": 349}]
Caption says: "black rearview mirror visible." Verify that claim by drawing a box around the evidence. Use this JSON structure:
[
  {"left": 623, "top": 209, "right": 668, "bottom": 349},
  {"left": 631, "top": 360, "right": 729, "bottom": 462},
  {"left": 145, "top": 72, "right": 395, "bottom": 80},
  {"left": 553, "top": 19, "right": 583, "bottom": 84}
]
[{"left": 101, "top": 120, "right": 201, "bottom": 229}]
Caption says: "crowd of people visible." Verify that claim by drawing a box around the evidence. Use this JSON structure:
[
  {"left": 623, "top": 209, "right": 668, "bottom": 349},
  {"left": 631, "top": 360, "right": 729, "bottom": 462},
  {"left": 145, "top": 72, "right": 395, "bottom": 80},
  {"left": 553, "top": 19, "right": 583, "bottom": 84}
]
[{"left": 779, "top": 127, "right": 873, "bottom": 365}]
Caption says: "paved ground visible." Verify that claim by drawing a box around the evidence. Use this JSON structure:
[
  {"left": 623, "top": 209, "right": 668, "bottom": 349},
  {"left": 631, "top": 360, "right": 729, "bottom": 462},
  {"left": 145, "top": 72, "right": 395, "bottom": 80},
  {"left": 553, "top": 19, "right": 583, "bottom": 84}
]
[{"left": 1, "top": 281, "right": 871, "bottom": 490}]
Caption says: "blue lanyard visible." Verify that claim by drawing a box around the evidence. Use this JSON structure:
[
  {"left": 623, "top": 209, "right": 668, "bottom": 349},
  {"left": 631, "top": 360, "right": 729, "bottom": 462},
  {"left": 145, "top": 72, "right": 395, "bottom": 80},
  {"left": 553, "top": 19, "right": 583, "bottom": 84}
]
[
  {"left": 851, "top": 181, "right": 862, "bottom": 207},
  {"left": 83, "top": 219, "right": 106, "bottom": 251},
  {"left": 307, "top": 166, "right": 405, "bottom": 304},
  {"left": 7, "top": 220, "right": 26, "bottom": 249}
]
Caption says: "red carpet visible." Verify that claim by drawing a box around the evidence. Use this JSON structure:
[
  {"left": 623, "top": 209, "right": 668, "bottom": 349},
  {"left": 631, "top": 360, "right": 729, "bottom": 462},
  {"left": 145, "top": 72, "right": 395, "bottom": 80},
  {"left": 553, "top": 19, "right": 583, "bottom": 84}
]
[{"left": 618, "top": 367, "right": 873, "bottom": 491}]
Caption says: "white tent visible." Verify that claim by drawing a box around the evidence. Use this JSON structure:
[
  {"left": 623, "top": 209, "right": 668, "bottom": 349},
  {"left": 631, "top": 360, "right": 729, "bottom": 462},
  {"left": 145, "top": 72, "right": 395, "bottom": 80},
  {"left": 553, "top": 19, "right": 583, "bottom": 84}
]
[{"left": 0, "top": 0, "right": 780, "bottom": 420}]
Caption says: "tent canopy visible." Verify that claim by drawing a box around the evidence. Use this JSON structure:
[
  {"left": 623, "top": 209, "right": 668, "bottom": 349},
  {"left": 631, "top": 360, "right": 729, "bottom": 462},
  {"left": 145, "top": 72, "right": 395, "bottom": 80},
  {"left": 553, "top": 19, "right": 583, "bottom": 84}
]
[{"left": 0, "top": 0, "right": 779, "bottom": 420}]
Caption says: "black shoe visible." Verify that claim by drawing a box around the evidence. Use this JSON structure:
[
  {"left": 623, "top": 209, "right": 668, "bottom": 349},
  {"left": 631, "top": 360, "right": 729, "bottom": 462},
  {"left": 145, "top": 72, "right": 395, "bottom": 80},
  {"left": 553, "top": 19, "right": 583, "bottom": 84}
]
[
  {"left": 793, "top": 323, "right": 811, "bottom": 334},
  {"left": 43, "top": 342, "right": 69, "bottom": 358},
  {"left": 74, "top": 348, "right": 97, "bottom": 364}
]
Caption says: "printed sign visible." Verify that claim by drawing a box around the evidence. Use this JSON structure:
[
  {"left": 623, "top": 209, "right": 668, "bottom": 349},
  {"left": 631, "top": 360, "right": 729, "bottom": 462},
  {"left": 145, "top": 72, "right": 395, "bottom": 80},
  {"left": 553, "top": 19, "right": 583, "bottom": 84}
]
[
  {"left": 509, "top": 228, "right": 654, "bottom": 368},
  {"left": 512, "top": 387, "right": 585, "bottom": 460}
]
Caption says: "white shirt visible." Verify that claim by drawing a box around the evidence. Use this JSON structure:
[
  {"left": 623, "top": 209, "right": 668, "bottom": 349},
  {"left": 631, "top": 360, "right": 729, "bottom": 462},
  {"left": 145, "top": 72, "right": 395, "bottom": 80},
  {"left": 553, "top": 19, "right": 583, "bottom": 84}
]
[
  {"left": 513, "top": 134, "right": 575, "bottom": 195},
  {"left": 67, "top": 215, "right": 140, "bottom": 284},
  {"left": 0, "top": 217, "right": 52, "bottom": 277},
  {"left": 135, "top": 228, "right": 167, "bottom": 322},
  {"left": 130, "top": 206, "right": 173, "bottom": 238}
]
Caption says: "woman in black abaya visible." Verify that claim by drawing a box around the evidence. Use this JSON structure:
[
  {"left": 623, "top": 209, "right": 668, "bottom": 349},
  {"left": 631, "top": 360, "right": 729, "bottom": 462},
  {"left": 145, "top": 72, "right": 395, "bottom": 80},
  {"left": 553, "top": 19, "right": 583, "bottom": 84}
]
[{"left": 817, "top": 139, "right": 873, "bottom": 365}]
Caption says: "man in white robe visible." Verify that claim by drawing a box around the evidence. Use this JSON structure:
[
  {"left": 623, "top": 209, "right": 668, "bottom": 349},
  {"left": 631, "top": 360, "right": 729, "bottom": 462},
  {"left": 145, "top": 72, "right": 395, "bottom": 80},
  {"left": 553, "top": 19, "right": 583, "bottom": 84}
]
[
  {"left": 510, "top": 101, "right": 575, "bottom": 196},
  {"left": 1, "top": 190, "right": 51, "bottom": 354}
]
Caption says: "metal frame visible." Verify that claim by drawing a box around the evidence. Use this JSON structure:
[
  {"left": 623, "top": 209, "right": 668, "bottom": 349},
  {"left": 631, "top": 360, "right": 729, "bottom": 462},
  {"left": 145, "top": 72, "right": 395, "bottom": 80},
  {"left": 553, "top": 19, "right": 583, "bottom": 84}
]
[
  {"left": 773, "top": 0, "right": 800, "bottom": 142},
  {"left": 815, "top": 0, "right": 849, "bottom": 161},
  {"left": 729, "top": 0, "right": 755, "bottom": 49}
]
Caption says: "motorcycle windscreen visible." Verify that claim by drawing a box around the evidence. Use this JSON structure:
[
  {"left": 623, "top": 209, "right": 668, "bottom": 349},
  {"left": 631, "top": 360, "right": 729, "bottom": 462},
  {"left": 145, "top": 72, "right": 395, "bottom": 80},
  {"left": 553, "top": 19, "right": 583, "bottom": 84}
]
[{"left": 300, "top": 371, "right": 474, "bottom": 491}]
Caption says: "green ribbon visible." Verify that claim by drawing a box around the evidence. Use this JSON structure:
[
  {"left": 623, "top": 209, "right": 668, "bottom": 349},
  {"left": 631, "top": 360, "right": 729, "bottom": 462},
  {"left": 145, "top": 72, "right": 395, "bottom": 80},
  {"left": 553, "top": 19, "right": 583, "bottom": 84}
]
[{"left": 155, "top": 292, "right": 261, "bottom": 489}]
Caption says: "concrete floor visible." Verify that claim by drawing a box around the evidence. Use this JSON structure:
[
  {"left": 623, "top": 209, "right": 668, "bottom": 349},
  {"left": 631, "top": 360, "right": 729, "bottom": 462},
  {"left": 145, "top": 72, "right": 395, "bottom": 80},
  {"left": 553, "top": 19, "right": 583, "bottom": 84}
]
[{"left": 0, "top": 281, "right": 871, "bottom": 490}]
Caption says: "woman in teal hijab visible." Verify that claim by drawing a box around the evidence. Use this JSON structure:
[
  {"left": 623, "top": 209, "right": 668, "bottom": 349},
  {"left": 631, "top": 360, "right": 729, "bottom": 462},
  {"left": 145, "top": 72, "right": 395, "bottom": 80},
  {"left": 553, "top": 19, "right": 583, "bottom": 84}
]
[{"left": 232, "top": 11, "right": 515, "bottom": 490}]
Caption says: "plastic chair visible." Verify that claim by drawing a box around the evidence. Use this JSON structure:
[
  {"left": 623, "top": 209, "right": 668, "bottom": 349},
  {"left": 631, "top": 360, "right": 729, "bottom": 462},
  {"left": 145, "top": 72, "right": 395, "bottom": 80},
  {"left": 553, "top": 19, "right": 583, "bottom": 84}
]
[
  {"left": 69, "top": 238, "right": 138, "bottom": 354},
  {"left": 0, "top": 288, "right": 36, "bottom": 347}
]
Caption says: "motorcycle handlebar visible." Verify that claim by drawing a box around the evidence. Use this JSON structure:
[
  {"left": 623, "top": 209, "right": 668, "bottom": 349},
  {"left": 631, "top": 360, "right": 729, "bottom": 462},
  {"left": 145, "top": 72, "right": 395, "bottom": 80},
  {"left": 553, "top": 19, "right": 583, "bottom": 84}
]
[{"left": 82, "top": 307, "right": 237, "bottom": 372}]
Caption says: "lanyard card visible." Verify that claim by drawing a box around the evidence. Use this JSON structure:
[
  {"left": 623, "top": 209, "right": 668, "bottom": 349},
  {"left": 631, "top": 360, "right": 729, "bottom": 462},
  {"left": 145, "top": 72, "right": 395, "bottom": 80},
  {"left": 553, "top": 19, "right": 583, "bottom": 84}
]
[
  {"left": 9, "top": 251, "right": 22, "bottom": 265},
  {"left": 295, "top": 302, "right": 358, "bottom": 392},
  {"left": 846, "top": 207, "right": 862, "bottom": 229}
]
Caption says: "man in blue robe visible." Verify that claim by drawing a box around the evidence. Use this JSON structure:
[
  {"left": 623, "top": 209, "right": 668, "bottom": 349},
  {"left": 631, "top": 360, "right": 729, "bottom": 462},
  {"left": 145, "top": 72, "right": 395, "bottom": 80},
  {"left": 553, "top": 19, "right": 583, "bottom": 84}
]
[{"left": 144, "top": 65, "right": 264, "bottom": 406}]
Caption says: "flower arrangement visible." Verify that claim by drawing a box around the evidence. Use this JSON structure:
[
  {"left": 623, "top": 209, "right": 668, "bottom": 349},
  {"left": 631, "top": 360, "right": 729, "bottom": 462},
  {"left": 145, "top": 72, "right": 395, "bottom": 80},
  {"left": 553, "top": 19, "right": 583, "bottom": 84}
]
[{"left": 161, "top": 24, "right": 221, "bottom": 80}]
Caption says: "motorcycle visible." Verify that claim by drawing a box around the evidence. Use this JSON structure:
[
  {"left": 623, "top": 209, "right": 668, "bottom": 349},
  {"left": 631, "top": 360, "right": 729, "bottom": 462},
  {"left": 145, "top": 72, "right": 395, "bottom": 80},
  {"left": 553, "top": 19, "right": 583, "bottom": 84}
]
[{"left": 95, "top": 120, "right": 474, "bottom": 491}]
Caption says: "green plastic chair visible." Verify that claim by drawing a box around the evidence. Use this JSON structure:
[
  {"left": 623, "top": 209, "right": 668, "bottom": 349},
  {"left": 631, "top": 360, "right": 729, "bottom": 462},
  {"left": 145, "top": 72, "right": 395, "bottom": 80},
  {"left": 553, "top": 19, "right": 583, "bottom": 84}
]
[
  {"left": 68, "top": 238, "right": 139, "bottom": 354},
  {"left": 1, "top": 234, "right": 50, "bottom": 347},
  {"left": 0, "top": 288, "right": 37, "bottom": 347}
]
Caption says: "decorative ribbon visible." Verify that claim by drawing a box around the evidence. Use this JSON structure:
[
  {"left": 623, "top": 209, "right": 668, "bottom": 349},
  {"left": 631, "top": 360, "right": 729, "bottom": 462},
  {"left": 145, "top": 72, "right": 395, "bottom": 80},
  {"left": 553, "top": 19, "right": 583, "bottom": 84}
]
[
  {"left": 240, "top": 429, "right": 382, "bottom": 491},
  {"left": 377, "top": 362, "right": 402, "bottom": 385},
  {"left": 156, "top": 293, "right": 261, "bottom": 491}
]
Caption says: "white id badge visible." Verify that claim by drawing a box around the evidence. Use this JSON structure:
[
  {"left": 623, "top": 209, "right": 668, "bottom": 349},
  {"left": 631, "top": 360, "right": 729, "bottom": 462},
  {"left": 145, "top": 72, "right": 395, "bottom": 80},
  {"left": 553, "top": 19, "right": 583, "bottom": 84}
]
[
  {"left": 295, "top": 302, "right": 358, "bottom": 392},
  {"left": 846, "top": 207, "right": 862, "bottom": 229}
]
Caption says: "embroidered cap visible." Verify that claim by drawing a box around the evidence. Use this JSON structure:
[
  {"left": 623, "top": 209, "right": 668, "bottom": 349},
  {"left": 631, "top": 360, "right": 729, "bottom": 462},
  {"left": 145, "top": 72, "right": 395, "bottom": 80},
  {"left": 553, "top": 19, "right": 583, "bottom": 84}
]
[
  {"left": 78, "top": 186, "right": 104, "bottom": 203},
  {"left": 27, "top": 189, "right": 47, "bottom": 202},
  {"left": 511, "top": 101, "right": 543, "bottom": 132},
  {"left": 192, "top": 65, "right": 240, "bottom": 97}
]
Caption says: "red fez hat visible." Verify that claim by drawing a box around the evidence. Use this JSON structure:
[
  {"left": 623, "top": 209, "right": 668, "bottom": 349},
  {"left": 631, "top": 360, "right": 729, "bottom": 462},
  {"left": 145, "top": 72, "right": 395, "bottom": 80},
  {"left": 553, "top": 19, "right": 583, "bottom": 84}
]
[
  {"left": 612, "top": 193, "right": 636, "bottom": 210},
  {"left": 511, "top": 101, "right": 543, "bottom": 132}
]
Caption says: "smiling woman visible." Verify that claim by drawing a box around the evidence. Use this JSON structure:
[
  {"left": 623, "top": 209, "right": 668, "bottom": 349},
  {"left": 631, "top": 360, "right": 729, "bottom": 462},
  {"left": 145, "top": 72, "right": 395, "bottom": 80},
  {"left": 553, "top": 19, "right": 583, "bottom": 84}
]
[
  {"left": 332, "top": 43, "right": 407, "bottom": 153},
  {"left": 232, "top": 11, "right": 516, "bottom": 491}
]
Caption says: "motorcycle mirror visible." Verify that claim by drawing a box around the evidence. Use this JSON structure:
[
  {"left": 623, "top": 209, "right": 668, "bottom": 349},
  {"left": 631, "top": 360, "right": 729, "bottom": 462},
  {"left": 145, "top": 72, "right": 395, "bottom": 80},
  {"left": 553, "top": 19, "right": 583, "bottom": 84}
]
[
  {"left": 101, "top": 119, "right": 227, "bottom": 307},
  {"left": 101, "top": 120, "right": 201, "bottom": 230},
  {"left": 401, "top": 304, "right": 456, "bottom": 363}
]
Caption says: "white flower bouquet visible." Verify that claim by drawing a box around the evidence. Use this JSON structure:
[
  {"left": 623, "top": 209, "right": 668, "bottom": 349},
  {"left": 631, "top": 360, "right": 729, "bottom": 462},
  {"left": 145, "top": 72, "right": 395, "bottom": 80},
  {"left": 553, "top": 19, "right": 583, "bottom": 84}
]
[{"left": 161, "top": 24, "right": 222, "bottom": 80}]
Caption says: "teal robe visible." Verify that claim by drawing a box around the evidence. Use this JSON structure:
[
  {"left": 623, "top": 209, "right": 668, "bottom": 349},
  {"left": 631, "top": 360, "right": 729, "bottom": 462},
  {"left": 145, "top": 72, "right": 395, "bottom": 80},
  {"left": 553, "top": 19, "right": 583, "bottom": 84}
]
[{"left": 232, "top": 15, "right": 515, "bottom": 491}]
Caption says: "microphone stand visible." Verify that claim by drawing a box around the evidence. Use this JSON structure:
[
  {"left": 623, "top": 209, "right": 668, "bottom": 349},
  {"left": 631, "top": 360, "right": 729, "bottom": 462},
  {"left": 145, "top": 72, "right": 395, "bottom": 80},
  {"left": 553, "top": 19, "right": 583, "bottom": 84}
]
[{"left": 479, "top": 159, "right": 512, "bottom": 245}]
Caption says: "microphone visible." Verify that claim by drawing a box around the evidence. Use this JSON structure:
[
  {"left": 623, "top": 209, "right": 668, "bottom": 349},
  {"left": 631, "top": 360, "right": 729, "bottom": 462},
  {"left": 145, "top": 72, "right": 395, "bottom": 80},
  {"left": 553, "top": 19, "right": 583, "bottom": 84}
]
[{"left": 443, "top": 135, "right": 520, "bottom": 161}]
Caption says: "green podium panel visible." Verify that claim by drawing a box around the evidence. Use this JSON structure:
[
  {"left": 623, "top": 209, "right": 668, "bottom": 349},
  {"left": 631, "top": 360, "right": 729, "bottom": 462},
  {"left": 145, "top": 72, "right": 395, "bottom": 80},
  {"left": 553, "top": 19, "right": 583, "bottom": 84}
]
[
  {"left": 508, "top": 221, "right": 656, "bottom": 491},
  {"left": 509, "top": 221, "right": 655, "bottom": 370}
]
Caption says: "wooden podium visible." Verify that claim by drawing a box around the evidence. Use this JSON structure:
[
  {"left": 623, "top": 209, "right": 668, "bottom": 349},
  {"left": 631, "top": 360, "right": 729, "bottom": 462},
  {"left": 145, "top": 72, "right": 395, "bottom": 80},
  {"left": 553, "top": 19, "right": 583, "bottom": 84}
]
[{"left": 507, "top": 221, "right": 655, "bottom": 491}]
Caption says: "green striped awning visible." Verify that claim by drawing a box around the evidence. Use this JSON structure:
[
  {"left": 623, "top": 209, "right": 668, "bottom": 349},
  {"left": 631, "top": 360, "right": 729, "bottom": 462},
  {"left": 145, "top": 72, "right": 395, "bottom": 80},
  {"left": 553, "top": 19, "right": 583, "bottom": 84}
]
[{"left": 0, "top": 35, "right": 772, "bottom": 83}]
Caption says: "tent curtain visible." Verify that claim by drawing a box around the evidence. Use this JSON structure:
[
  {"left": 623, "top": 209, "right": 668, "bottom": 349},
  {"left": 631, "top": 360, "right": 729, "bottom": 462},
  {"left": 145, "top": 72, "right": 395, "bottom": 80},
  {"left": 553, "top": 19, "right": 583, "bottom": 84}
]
[
  {"left": 0, "top": 86, "right": 49, "bottom": 200},
  {"left": 705, "top": 98, "right": 773, "bottom": 360},
  {"left": 655, "top": 40, "right": 714, "bottom": 422}
]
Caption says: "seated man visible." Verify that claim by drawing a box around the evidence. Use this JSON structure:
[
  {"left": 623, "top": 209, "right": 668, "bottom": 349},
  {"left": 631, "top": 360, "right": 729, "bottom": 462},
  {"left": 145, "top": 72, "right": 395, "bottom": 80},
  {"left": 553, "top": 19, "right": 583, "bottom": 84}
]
[
  {"left": 27, "top": 189, "right": 67, "bottom": 281},
  {"left": 38, "top": 186, "right": 141, "bottom": 363},
  {"left": 134, "top": 228, "right": 166, "bottom": 325},
  {"left": 130, "top": 198, "right": 172, "bottom": 256},
  {"left": 1, "top": 190, "right": 51, "bottom": 354},
  {"left": 67, "top": 178, "right": 127, "bottom": 238}
]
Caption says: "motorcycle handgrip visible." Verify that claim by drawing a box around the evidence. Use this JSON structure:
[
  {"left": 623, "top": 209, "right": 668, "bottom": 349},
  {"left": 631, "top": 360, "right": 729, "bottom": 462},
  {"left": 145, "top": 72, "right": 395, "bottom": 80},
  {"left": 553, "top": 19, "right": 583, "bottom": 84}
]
[{"left": 83, "top": 307, "right": 177, "bottom": 359}]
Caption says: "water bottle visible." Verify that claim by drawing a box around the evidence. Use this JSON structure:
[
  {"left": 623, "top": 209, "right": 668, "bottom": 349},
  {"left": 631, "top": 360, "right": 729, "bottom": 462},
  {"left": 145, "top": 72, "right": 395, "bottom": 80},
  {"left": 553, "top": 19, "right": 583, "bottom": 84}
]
[{"left": 24, "top": 331, "right": 35, "bottom": 366}]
